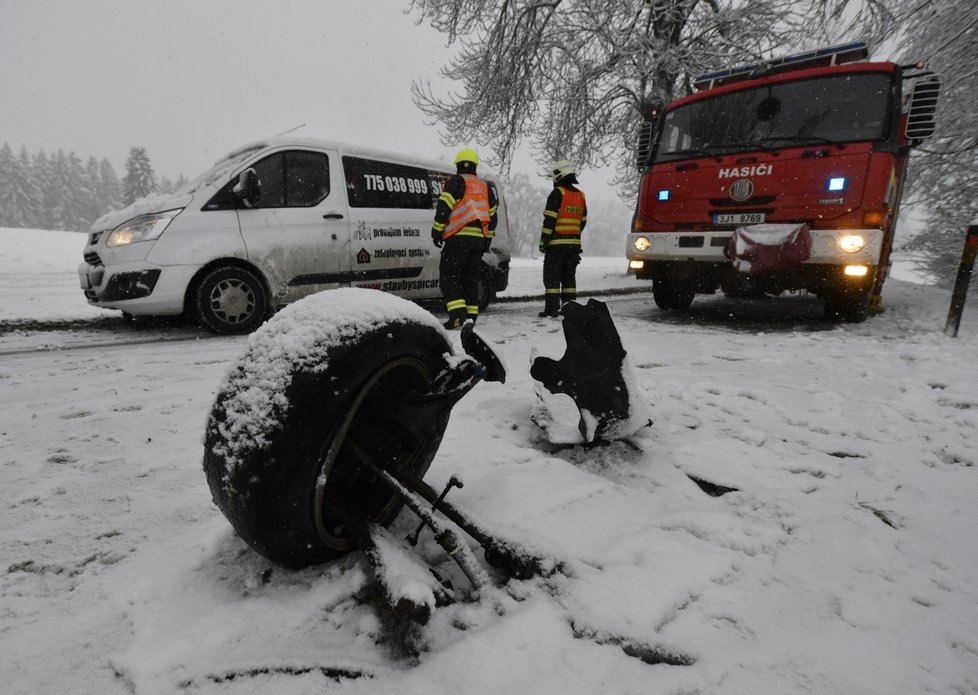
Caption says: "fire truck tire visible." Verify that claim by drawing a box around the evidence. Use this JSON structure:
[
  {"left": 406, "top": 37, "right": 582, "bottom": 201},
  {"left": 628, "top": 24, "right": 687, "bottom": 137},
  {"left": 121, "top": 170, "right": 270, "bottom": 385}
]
[
  {"left": 203, "top": 317, "right": 453, "bottom": 568},
  {"left": 652, "top": 278, "right": 695, "bottom": 311},
  {"left": 823, "top": 288, "right": 870, "bottom": 323}
]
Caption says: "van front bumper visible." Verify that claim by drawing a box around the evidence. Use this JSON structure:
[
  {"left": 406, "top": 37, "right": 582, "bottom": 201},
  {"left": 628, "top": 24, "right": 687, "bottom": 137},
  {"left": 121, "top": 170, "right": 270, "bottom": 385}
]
[{"left": 78, "top": 261, "right": 198, "bottom": 316}]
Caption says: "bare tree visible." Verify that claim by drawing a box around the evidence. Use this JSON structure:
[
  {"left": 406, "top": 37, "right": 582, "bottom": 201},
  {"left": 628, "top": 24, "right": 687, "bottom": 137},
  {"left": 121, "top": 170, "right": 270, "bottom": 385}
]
[
  {"left": 409, "top": 0, "right": 892, "bottom": 194},
  {"left": 898, "top": 0, "right": 978, "bottom": 286}
]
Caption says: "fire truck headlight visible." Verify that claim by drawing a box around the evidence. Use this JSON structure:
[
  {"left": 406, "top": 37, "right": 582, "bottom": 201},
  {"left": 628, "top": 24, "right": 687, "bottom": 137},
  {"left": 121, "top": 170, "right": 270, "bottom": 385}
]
[
  {"left": 657, "top": 189, "right": 671, "bottom": 201},
  {"left": 838, "top": 235, "right": 866, "bottom": 253},
  {"left": 845, "top": 265, "right": 869, "bottom": 277},
  {"left": 827, "top": 177, "right": 847, "bottom": 192},
  {"left": 633, "top": 236, "right": 651, "bottom": 251}
]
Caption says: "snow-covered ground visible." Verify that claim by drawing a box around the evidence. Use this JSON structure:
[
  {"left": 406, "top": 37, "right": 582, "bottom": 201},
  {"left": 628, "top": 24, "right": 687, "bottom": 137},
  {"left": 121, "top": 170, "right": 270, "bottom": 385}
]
[{"left": 1, "top": 228, "right": 977, "bottom": 694}]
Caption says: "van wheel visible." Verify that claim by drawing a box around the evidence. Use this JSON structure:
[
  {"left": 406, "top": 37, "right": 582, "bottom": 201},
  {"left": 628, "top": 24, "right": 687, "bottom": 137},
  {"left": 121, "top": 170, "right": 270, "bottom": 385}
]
[
  {"left": 196, "top": 266, "right": 268, "bottom": 334},
  {"left": 476, "top": 266, "right": 495, "bottom": 311},
  {"left": 652, "top": 278, "right": 694, "bottom": 311},
  {"left": 203, "top": 309, "right": 453, "bottom": 568}
]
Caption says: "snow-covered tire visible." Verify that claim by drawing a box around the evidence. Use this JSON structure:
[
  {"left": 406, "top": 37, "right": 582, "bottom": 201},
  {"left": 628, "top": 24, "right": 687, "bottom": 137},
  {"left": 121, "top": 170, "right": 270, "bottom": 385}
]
[
  {"left": 196, "top": 265, "right": 269, "bottom": 334},
  {"left": 202, "top": 289, "right": 454, "bottom": 568}
]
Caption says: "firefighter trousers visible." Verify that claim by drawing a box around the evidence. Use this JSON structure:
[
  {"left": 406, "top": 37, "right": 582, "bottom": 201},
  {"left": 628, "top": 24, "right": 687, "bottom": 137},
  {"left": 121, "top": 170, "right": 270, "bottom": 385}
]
[
  {"left": 542, "top": 246, "right": 581, "bottom": 315},
  {"left": 439, "top": 235, "right": 485, "bottom": 327}
]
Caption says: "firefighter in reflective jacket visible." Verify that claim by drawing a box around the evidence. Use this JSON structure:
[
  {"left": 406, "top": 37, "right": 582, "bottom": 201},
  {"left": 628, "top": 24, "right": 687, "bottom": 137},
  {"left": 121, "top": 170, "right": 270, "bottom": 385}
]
[
  {"left": 538, "top": 159, "right": 587, "bottom": 317},
  {"left": 431, "top": 147, "right": 498, "bottom": 328}
]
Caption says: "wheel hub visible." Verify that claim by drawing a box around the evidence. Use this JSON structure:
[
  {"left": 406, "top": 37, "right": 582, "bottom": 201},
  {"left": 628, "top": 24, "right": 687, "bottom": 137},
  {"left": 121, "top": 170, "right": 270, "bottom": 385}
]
[{"left": 212, "top": 280, "right": 254, "bottom": 322}]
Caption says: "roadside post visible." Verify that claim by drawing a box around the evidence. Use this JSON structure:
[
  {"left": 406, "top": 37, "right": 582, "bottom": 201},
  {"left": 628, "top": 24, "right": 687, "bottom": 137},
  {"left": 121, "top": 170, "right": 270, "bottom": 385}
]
[{"left": 944, "top": 224, "right": 978, "bottom": 337}]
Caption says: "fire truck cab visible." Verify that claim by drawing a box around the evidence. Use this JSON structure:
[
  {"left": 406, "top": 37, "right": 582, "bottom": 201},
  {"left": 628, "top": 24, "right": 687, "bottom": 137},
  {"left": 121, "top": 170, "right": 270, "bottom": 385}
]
[{"left": 627, "top": 42, "right": 940, "bottom": 321}]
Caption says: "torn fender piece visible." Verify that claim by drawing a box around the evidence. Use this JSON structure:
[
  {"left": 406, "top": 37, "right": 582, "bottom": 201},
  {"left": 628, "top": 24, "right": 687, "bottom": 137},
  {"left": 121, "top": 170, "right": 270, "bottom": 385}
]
[{"left": 530, "top": 299, "right": 632, "bottom": 442}]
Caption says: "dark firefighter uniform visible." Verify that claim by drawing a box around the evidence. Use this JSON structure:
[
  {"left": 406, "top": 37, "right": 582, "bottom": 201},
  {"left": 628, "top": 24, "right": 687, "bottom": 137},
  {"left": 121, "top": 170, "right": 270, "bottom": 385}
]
[
  {"left": 539, "top": 161, "right": 587, "bottom": 317},
  {"left": 431, "top": 148, "right": 498, "bottom": 328}
]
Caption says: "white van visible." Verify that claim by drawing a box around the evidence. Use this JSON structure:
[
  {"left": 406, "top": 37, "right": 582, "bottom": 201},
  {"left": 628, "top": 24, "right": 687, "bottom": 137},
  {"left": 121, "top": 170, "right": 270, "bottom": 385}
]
[{"left": 78, "top": 137, "right": 511, "bottom": 333}]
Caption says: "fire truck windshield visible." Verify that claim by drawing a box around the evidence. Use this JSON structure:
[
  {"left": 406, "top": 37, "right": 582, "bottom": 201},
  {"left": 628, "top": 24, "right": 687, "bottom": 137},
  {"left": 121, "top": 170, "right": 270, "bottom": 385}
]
[{"left": 654, "top": 72, "right": 893, "bottom": 163}]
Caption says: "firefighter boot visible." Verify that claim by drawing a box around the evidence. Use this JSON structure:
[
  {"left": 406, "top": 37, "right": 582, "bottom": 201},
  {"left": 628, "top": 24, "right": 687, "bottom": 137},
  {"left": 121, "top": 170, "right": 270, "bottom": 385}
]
[{"left": 539, "top": 291, "right": 561, "bottom": 318}]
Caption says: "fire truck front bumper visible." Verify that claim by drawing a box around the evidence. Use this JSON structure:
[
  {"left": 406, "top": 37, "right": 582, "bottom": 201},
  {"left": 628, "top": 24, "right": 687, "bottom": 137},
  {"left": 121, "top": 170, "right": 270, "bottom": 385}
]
[{"left": 626, "top": 227, "right": 883, "bottom": 268}]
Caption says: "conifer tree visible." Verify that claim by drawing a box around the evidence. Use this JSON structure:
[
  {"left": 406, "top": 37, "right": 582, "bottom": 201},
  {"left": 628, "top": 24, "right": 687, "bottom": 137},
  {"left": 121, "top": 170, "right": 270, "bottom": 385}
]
[
  {"left": 96, "top": 158, "right": 123, "bottom": 221},
  {"left": 49, "top": 150, "right": 92, "bottom": 231},
  {"left": 122, "top": 146, "right": 158, "bottom": 205},
  {"left": 18, "top": 146, "right": 43, "bottom": 228},
  {"left": 33, "top": 150, "right": 56, "bottom": 230}
]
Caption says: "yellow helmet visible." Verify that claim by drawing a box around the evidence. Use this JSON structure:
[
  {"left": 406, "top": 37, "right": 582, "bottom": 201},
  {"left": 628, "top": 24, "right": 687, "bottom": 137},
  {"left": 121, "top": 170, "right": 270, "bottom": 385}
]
[
  {"left": 546, "top": 159, "right": 576, "bottom": 180},
  {"left": 454, "top": 147, "right": 480, "bottom": 166}
]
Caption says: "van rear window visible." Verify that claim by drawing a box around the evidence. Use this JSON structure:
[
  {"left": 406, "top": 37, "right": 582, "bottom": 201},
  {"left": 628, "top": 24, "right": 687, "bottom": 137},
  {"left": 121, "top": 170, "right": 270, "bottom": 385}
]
[{"left": 343, "top": 156, "right": 451, "bottom": 209}]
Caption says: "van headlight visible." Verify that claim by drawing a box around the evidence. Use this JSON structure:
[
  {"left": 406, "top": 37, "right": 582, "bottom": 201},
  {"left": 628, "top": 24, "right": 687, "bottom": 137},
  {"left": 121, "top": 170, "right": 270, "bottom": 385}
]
[
  {"left": 106, "top": 209, "right": 182, "bottom": 248},
  {"left": 838, "top": 234, "right": 866, "bottom": 253}
]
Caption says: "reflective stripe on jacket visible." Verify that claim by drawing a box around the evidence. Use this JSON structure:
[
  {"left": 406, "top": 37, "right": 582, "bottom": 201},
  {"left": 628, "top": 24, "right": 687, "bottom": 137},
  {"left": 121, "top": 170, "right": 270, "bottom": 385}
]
[
  {"left": 543, "top": 186, "right": 586, "bottom": 248},
  {"left": 443, "top": 174, "right": 490, "bottom": 239}
]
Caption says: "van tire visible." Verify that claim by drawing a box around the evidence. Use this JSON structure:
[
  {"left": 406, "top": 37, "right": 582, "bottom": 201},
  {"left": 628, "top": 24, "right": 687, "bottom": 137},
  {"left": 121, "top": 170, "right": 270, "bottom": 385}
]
[
  {"left": 196, "top": 266, "right": 268, "bottom": 334},
  {"left": 476, "top": 265, "right": 495, "bottom": 311},
  {"left": 203, "top": 316, "right": 453, "bottom": 568}
]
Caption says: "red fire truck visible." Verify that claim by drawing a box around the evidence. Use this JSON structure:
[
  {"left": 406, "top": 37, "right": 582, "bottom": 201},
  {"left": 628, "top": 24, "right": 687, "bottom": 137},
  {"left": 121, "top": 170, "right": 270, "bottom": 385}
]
[{"left": 627, "top": 42, "right": 940, "bottom": 321}]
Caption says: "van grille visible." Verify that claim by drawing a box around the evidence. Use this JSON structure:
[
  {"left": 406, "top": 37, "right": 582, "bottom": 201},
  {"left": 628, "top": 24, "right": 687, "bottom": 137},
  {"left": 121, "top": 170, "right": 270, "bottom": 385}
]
[{"left": 84, "top": 252, "right": 103, "bottom": 266}]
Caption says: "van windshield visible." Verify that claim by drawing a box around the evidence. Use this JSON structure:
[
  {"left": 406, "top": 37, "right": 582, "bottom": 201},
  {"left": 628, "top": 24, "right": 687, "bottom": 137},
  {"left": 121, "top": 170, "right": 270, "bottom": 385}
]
[
  {"left": 654, "top": 71, "right": 893, "bottom": 163},
  {"left": 173, "top": 143, "right": 267, "bottom": 195}
]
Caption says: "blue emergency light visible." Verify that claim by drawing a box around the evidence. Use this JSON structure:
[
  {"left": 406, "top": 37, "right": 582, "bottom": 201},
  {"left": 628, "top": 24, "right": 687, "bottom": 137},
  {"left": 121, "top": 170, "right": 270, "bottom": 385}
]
[
  {"left": 828, "top": 177, "right": 847, "bottom": 192},
  {"left": 658, "top": 190, "right": 670, "bottom": 201}
]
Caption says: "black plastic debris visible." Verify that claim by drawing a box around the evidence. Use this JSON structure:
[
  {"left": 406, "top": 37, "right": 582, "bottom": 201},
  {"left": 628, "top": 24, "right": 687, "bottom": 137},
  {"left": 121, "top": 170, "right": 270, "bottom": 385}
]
[{"left": 530, "top": 299, "right": 633, "bottom": 442}]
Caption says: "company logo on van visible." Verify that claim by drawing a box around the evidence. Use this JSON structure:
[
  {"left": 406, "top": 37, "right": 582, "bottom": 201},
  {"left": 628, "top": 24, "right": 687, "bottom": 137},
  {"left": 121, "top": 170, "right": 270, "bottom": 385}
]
[
  {"left": 729, "top": 179, "right": 755, "bottom": 202},
  {"left": 356, "top": 248, "right": 370, "bottom": 264},
  {"left": 718, "top": 164, "right": 773, "bottom": 179},
  {"left": 354, "top": 222, "right": 372, "bottom": 241}
]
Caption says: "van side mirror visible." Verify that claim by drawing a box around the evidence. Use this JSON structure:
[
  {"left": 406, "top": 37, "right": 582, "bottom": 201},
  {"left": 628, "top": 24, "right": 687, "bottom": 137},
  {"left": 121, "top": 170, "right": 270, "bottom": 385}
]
[
  {"left": 905, "top": 76, "right": 940, "bottom": 144},
  {"left": 233, "top": 168, "right": 262, "bottom": 208}
]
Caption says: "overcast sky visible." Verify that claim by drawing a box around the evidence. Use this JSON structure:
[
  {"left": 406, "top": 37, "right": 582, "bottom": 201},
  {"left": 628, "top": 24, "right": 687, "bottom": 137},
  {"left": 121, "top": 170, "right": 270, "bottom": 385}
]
[{"left": 2, "top": 0, "right": 619, "bottom": 195}]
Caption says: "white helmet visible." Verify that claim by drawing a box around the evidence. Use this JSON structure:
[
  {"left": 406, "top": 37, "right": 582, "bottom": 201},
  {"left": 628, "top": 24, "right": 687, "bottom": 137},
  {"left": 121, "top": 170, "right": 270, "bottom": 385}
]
[{"left": 546, "top": 159, "right": 576, "bottom": 180}]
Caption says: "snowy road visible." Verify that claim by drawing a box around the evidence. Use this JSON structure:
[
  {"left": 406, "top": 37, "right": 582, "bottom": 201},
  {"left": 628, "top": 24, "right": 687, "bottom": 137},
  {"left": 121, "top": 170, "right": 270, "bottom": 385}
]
[{"left": 3, "top": 229, "right": 978, "bottom": 694}]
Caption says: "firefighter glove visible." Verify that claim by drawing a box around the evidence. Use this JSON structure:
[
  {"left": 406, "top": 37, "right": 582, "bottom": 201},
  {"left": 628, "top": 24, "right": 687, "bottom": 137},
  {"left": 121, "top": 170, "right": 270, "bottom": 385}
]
[{"left": 431, "top": 230, "right": 444, "bottom": 248}]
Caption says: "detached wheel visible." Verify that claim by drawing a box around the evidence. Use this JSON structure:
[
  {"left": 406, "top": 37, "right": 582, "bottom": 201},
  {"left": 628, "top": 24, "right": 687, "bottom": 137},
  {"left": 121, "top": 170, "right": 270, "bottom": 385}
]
[
  {"left": 652, "top": 278, "right": 695, "bottom": 311},
  {"left": 203, "top": 289, "right": 453, "bottom": 568},
  {"left": 196, "top": 266, "right": 268, "bottom": 334}
]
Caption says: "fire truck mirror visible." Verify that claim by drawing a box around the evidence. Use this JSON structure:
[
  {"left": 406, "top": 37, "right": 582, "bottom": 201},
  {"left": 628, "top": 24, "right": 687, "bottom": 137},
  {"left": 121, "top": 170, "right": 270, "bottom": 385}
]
[{"left": 905, "top": 77, "right": 940, "bottom": 143}]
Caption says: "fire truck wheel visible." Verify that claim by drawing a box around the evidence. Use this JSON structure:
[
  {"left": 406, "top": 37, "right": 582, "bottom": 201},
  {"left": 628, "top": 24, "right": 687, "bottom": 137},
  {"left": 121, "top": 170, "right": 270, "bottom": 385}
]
[
  {"left": 652, "top": 278, "right": 695, "bottom": 311},
  {"left": 823, "top": 287, "right": 870, "bottom": 323},
  {"left": 203, "top": 315, "right": 454, "bottom": 568}
]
